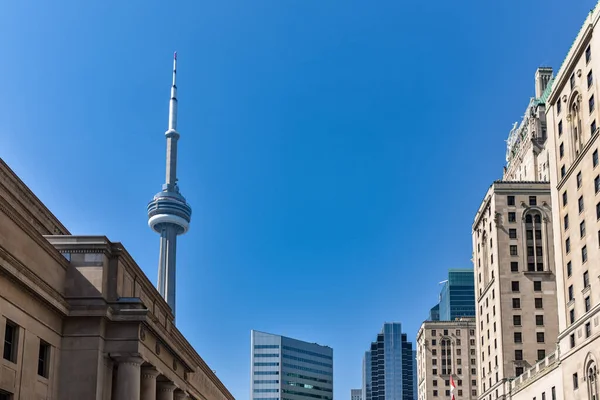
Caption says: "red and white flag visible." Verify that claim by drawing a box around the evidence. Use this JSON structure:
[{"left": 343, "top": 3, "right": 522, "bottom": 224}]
[{"left": 450, "top": 376, "right": 456, "bottom": 400}]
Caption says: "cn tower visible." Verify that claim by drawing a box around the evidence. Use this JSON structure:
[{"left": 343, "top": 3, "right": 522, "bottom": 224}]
[{"left": 147, "top": 52, "right": 192, "bottom": 318}]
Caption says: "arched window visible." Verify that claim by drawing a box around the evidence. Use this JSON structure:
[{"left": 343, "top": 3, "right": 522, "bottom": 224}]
[
  {"left": 523, "top": 210, "right": 545, "bottom": 271},
  {"left": 570, "top": 94, "right": 584, "bottom": 157},
  {"left": 588, "top": 361, "right": 598, "bottom": 400},
  {"left": 441, "top": 338, "right": 453, "bottom": 376}
]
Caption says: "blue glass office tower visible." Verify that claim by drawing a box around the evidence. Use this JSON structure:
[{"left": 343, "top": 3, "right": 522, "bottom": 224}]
[
  {"left": 438, "top": 269, "right": 476, "bottom": 321},
  {"left": 428, "top": 304, "right": 440, "bottom": 321},
  {"left": 362, "top": 323, "right": 416, "bottom": 400},
  {"left": 251, "top": 330, "right": 333, "bottom": 400}
]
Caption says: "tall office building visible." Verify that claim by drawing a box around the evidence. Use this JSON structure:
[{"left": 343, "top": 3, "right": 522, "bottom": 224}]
[
  {"left": 471, "top": 68, "right": 560, "bottom": 400},
  {"left": 362, "top": 323, "right": 416, "bottom": 400},
  {"left": 251, "top": 330, "right": 333, "bottom": 400},
  {"left": 439, "top": 269, "right": 476, "bottom": 321},
  {"left": 416, "top": 318, "right": 478, "bottom": 400},
  {"left": 352, "top": 388, "right": 363, "bottom": 400}
]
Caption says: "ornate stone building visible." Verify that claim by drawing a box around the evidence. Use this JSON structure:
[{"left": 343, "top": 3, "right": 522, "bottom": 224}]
[
  {"left": 0, "top": 157, "right": 234, "bottom": 400},
  {"left": 416, "top": 318, "right": 478, "bottom": 400}
]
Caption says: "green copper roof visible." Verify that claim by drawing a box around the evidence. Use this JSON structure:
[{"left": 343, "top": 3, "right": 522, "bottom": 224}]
[{"left": 535, "top": 76, "right": 555, "bottom": 105}]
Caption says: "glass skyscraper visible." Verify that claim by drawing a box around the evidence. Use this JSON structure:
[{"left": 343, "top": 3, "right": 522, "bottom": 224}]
[
  {"left": 251, "top": 330, "right": 333, "bottom": 400},
  {"left": 437, "top": 269, "right": 476, "bottom": 321},
  {"left": 362, "top": 323, "right": 416, "bottom": 400}
]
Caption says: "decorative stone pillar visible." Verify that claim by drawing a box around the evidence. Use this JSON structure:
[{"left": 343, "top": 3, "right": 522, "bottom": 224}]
[
  {"left": 174, "top": 390, "right": 189, "bottom": 400},
  {"left": 113, "top": 355, "right": 144, "bottom": 400},
  {"left": 157, "top": 381, "right": 177, "bottom": 400},
  {"left": 141, "top": 366, "right": 160, "bottom": 400}
]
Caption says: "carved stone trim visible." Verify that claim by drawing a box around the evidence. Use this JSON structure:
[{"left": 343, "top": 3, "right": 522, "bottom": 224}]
[
  {"left": 0, "top": 160, "right": 69, "bottom": 236},
  {"left": 0, "top": 196, "right": 69, "bottom": 269},
  {"left": 0, "top": 245, "right": 70, "bottom": 314},
  {"left": 140, "top": 325, "right": 147, "bottom": 341}
]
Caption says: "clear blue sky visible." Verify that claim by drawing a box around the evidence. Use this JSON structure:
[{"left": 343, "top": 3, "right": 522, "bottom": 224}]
[{"left": 0, "top": 0, "right": 595, "bottom": 398}]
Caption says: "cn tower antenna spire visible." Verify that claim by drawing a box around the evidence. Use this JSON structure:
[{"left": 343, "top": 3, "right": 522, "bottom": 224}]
[{"left": 147, "top": 52, "right": 192, "bottom": 320}]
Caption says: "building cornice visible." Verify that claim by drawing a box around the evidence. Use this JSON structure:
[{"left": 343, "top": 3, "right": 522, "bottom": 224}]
[
  {"left": 0, "top": 158, "right": 70, "bottom": 236},
  {"left": 0, "top": 245, "right": 70, "bottom": 315}
]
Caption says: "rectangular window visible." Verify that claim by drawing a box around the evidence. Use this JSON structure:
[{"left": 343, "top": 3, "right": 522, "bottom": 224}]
[
  {"left": 587, "top": 45, "right": 592, "bottom": 63},
  {"left": 528, "top": 246, "right": 534, "bottom": 256},
  {"left": 579, "top": 196, "right": 585, "bottom": 213},
  {"left": 0, "top": 391, "right": 11, "bottom": 400},
  {"left": 559, "top": 120, "right": 563, "bottom": 136},
  {"left": 536, "top": 315, "right": 544, "bottom": 326},
  {"left": 586, "top": 296, "right": 591, "bottom": 312},
  {"left": 566, "top": 237, "right": 571, "bottom": 253},
  {"left": 560, "top": 142, "right": 565, "bottom": 158},
  {"left": 516, "top": 367, "right": 524, "bottom": 376},
  {"left": 537, "top": 332, "right": 545, "bottom": 343},
  {"left": 569, "top": 285, "right": 574, "bottom": 301},
  {"left": 508, "top": 212, "right": 516, "bottom": 222},
  {"left": 577, "top": 172, "right": 583, "bottom": 188},
  {"left": 597, "top": 202, "right": 600, "bottom": 219},
  {"left": 590, "top": 95, "right": 595, "bottom": 113},
  {"left": 509, "top": 229, "right": 517, "bottom": 239},
  {"left": 534, "top": 281, "right": 542, "bottom": 291},
  {"left": 535, "top": 298, "right": 543, "bottom": 309},
  {"left": 567, "top": 261, "right": 572, "bottom": 277},
  {"left": 38, "top": 341, "right": 50, "bottom": 378},
  {"left": 511, "top": 281, "right": 520, "bottom": 292},
  {"left": 507, "top": 195, "right": 515, "bottom": 206},
  {"left": 589, "top": 71, "right": 594, "bottom": 88},
  {"left": 570, "top": 308, "right": 576, "bottom": 323},
  {"left": 594, "top": 149, "right": 599, "bottom": 167},
  {"left": 571, "top": 73, "right": 576, "bottom": 90},
  {"left": 571, "top": 333, "right": 576, "bottom": 348},
  {"left": 510, "top": 245, "right": 518, "bottom": 255},
  {"left": 527, "top": 229, "right": 534, "bottom": 240},
  {"left": 584, "top": 270, "right": 590, "bottom": 287},
  {"left": 3, "top": 321, "right": 18, "bottom": 363},
  {"left": 574, "top": 373, "right": 579, "bottom": 389},
  {"left": 596, "top": 175, "right": 600, "bottom": 193},
  {"left": 593, "top": 120, "right": 597, "bottom": 135},
  {"left": 511, "top": 261, "right": 519, "bottom": 272},
  {"left": 561, "top": 165, "right": 566, "bottom": 178},
  {"left": 514, "top": 332, "right": 522, "bottom": 343},
  {"left": 538, "top": 349, "right": 546, "bottom": 360},
  {"left": 529, "top": 196, "right": 537, "bottom": 206},
  {"left": 513, "top": 315, "right": 521, "bottom": 326},
  {"left": 558, "top": 99, "right": 562, "bottom": 114},
  {"left": 581, "top": 220, "right": 586, "bottom": 237},
  {"left": 552, "top": 386, "right": 556, "bottom": 400},
  {"left": 514, "top": 350, "right": 523, "bottom": 360},
  {"left": 563, "top": 191, "right": 568, "bottom": 206},
  {"left": 512, "top": 298, "right": 521, "bottom": 309},
  {"left": 564, "top": 214, "right": 569, "bottom": 230},
  {"left": 586, "top": 322, "right": 591, "bottom": 338},
  {"left": 582, "top": 245, "right": 588, "bottom": 263}
]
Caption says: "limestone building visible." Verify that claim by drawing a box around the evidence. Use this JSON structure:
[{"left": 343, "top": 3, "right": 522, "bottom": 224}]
[
  {"left": 0, "top": 158, "right": 233, "bottom": 400},
  {"left": 416, "top": 319, "right": 478, "bottom": 400},
  {"left": 471, "top": 70, "right": 562, "bottom": 400},
  {"left": 505, "top": 3, "right": 600, "bottom": 400}
]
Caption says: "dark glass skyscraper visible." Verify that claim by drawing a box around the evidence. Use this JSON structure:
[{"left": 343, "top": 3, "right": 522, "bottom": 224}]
[
  {"left": 438, "top": 269, "right": 476, "bottom": 321},
  {"left": 362, "top": 323, "right": 416, "bottom": 400}
]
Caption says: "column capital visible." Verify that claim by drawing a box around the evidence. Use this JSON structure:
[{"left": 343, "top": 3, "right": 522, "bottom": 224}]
[
  {"left": 174, "top": 390, "right": 189, "bottom": 400},
  {"left": 157, "top": 381, "right": 177, "bottom": 393},
  {"left": 112, "top": 353, "right": 145, "bottom": 366},
  {"left": 141, "top": 366, "right": 161, "bottom": 380}
]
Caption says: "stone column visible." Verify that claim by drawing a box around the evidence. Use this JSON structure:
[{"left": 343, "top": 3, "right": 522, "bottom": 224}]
[
  {"left": 113, "top": 355, "right": 144, "bottom": 400},
  {"left": 141, "top": 366, "right": 160, "bottom": 400},
  {"left": 174, "top": 390, "right": 189, "bottom": 400},
  {"left": 157, "top": 381, "right": 177, "bottom": 400}
]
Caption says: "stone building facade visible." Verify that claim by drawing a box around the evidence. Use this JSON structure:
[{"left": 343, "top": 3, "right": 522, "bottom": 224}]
[
  {"left": 416, "top": 319, "right": 478, "bottom": 400},
  {"left": 471, "top": 181, "right": 559, "bottom": 400},
  {"left": 0, "top": 157, "right": 234, "bottom": 400}
]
